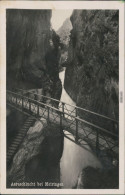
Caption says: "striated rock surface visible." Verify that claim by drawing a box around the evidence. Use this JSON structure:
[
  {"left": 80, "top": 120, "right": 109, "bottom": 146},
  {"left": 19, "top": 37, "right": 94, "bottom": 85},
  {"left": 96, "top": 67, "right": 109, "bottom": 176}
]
[
  {"left": 64, "top": 10, "right": 119, "bottom": 127},
  {"left": 7, "top": 9, "right": 62, "bottom": 100},
  {"left": 7, "top": 119, "right": 47, "bottom": 185},
  {"left": 7, "top": 120, "right": 64, "bottom": 187}
]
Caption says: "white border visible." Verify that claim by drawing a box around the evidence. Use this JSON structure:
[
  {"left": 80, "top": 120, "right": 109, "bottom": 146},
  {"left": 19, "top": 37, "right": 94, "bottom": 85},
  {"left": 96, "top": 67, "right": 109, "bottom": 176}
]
[{"left": 0, "top": 1, "right": 124, "bottom": 194}]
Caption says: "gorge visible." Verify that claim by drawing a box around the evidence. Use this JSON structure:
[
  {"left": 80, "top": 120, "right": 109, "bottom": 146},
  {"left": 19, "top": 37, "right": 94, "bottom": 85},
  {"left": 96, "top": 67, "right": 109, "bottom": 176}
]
[{"left": 6, "top": 9, "right": 119, "bottom": 189}]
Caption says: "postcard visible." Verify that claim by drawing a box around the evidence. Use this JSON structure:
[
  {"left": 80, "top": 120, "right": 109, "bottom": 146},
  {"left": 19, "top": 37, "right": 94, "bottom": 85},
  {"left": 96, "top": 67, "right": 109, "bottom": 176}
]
[{"left": 0, "top": 1, "right": 124, "bottom": 194}]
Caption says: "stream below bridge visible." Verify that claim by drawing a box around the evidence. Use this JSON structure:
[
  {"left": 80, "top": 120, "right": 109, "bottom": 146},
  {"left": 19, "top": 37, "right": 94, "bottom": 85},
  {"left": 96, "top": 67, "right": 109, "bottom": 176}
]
[{"left": 59, "top": 69, "right": 101, "bottom": 188}]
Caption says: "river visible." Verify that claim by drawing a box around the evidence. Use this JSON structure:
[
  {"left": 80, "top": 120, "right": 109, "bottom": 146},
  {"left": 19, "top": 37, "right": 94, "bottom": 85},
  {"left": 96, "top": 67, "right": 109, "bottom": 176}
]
[
  {"left": 59, "top": 69, "right": 102, "bottom": 188},
  {"left": 59, "top": 68, "right": 76, "bottom": 108}
]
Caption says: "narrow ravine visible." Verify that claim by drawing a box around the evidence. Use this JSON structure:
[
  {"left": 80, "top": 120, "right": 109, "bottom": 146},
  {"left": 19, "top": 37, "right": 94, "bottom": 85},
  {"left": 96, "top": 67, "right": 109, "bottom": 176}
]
[
  {"left": 59, "top": 69, "right": 102, "bottom": 188},
  {"left": 59, "top": 68, "right": 76, "bottom": 107}
]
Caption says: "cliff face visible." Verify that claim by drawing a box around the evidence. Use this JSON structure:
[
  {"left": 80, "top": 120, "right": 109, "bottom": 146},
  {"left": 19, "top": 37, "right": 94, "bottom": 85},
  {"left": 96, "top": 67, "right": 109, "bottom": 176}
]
[
  {"left": 7, "top": 9, "right": 62, "bottom": 100},
  {"left": 57, "top": 18, "right": 72, "bottom": 48},
  {"left": 57, "top": 18, "right": 72, "bottom": 70},
  {"left": 64, "top": 10, "right": 119, "bottom": 121},
  {"left": 76, "top": 166, "right": 118, "bottom": 189},
  {"left": 7, "top": 117, "right": 64, "bottom": 187}
]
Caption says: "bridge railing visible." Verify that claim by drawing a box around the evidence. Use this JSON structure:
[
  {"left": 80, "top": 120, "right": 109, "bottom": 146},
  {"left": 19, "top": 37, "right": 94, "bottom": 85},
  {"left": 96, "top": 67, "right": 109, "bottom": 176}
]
[
  {"left": 14, "top": 88, "right": 119, "bottom": 135},
  {"left": 7, "top": 90, "right": 119, "bottom": 158}
]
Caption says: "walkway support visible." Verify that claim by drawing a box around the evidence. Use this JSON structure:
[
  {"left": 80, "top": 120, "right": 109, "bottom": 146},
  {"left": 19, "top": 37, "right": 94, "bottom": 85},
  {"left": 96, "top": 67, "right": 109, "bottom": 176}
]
[{"left": 7, "top": 89, "right": 119, "bottom": 160}]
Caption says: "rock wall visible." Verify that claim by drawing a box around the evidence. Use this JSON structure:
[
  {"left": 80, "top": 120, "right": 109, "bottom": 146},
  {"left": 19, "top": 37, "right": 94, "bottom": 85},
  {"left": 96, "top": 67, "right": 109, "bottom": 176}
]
[
  {"left": 7, "top": 120, "right": 64, "bottom": 187},
  {"left": 7, "top": 9, "right": 62, "bottom": 100},
  {"left": 76, "top": 166, "right": 118, "bottom": 189},
  {"left": 64, "top": 10, "right": 119, "bottom": 123},
  {"left": 57, "top": 18, "right": 72, "bottom": 71},
  {"left": 57, "top": 18, "right": 72, "bottom": 49}
]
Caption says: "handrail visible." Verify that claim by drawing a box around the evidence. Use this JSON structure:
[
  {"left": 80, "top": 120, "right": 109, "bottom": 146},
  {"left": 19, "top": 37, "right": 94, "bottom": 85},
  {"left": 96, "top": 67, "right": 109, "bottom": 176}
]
[
  {"left": 7, "top": 90, "right": 71, "bottom": 117},
  {"left": 76, "top": 117, "right": 118, "bottom": 138},
  {"left": 7, "top": 90, "right": 118, "bottom": 139},
  {"left": 15, "top": 88, "right": 118, "bottom": 123},
  {"left": 7, "top": 90, "right": 61, "bottom": 113},
  {"left": 15, "top": 88, "right": 62, "bottom": 103}
]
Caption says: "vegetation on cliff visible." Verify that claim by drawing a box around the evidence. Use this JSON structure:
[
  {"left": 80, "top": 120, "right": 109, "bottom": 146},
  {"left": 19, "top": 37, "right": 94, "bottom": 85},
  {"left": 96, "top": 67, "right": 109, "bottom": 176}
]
[{"left": 64, "top": 10, "right": 119, "bottom": 125}]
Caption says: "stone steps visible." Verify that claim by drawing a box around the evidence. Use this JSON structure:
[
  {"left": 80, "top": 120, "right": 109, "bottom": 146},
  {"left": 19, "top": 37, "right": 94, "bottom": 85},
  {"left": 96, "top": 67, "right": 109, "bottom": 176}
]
[{"left": 7, "top": 116, "right": 36, "bottom": 165}]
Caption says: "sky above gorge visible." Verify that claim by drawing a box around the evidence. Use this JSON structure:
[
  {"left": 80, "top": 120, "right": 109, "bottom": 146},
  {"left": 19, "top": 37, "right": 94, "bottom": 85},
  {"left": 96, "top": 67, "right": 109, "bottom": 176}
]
[{"left": 51, "top": 10, "right": 73, "bottom": 31}]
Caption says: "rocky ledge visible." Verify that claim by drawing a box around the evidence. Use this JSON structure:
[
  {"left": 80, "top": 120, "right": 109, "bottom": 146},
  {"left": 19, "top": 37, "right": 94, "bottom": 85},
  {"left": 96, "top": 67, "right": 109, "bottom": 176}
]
[{"left": 7, "top": 119, "right": 64, "bottom": 187}]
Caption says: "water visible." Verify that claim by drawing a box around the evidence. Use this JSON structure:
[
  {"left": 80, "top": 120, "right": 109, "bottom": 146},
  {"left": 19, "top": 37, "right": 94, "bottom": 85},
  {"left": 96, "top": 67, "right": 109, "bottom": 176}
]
[
  {"left": 59, "top": 69, "right": 102, "bottom": 188},
  {"left": 59, "top": 68, "right": 76, "bottom": 107},
  {"left": 60, "top": 137, "right": 101, "bottom": 188},
  {"left": 25, "top": 135, "right": 101, "bottom": 189},
  {"left": 59, "top": 69, "right": 76, "bottom": 120},
  {"left": 25, "top": 135, "right": 64, "bottom": 188}
]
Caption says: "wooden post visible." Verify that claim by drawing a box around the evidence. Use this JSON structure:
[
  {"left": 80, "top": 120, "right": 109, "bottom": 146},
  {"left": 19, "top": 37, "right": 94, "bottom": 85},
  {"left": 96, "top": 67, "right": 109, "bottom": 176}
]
[{"left": 75, "top": 118, "right": 78, "bottom": 142}]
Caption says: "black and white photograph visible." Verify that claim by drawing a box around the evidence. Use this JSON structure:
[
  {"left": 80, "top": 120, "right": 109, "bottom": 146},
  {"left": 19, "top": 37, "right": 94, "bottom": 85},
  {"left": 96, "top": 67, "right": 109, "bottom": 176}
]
[{"left": 0, "top": 1, "right": 125, "bottom": 194}]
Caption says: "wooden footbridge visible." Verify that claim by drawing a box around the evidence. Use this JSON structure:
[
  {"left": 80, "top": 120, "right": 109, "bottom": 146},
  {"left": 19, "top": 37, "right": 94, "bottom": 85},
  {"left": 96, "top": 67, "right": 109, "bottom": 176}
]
[{"left": 7, "top": 89, "right": 119, "bottom": 162}]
